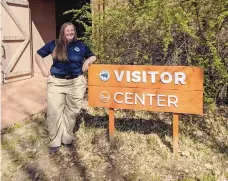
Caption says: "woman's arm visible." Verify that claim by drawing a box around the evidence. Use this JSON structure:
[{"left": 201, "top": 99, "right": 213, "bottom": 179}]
[
  {"left": 82, "top": 56, "right": 96, "bottom": 72},
  {"left": 35, "top": 53, "right": 50, "bottom": 77}
]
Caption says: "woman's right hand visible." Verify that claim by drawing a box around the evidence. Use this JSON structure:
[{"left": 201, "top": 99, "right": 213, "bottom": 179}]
[
  {"left": 42, "top": 71, "right": 50, "bottom": 77},
  {"left": 35, "top": 53, "right": 50, "bottom": 77}
]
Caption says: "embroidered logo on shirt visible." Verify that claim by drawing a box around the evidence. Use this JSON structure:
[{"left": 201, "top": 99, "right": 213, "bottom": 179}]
[{"left": 74, "top": 47, "right": 80, "bottom": 52}]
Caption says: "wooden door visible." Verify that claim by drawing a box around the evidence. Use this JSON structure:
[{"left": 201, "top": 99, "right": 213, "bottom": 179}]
[{"left": 1, "top": 0, "right": 32, "bottom": 84}]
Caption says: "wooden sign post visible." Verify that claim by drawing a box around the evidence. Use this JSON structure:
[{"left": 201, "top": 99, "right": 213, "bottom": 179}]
[
  {"left": 109, "top": 108, "right": 115, "bottom": 143},
  {"left": 88, "top": 65, "right": 204, "bottom": 154},
  {"left": 173, "top": 113, "right": 179, "bottom": 154}
]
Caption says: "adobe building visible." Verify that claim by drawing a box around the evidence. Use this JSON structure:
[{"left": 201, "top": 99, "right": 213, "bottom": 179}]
[{"left": 1, "top": 0, "right": 104, "bottom": 128}]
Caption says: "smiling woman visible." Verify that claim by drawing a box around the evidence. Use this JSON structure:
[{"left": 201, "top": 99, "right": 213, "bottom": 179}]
[
  {"left": 53, "top": 23, "right": 77, "bottom": 62},
  {"left": 64, "top": 25, "right": 76, "bottom": 42},
  {"left": 35, "top": 22, "right": 96, "bottom": 154}
]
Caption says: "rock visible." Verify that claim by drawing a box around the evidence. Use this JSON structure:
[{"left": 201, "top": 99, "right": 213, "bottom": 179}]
[
  {"left": 26, "top": 148, "right": 32, "bottom": 152},
  {"left": 64, "top": 157, "right": 70, "bottom": 162},
  {"left": 205, "top": 118, "right": 212, "bottom": 124},
  {"left": 190, "top": 172, "right": 196, "bottom": 178},
  {"left": 110, "top": 155, "right": 116, "bottom": 160},
  {"left": 164, "top": 175, "right": 172, "bottom": 181},
  {"left": 107, "top": 163, "right": 112, "bottom": 168},
  {"left": 204, "top": 163, "right": 213, "bottom": 170},
  {"left": 213, "top": 169, "right": 222, "bottom": 176},
  {"left": 70, "top": 163, "right": 74, "bottom": 167},
  {"left": 184, "top": 169, "right": 190, "bottom": 173},
  {"left": 34, "top": 173, "right": 39, "bottom": 179},
  {"left": 216, "top": 174, "right": 227, "bottom": 181},
  {"left": 16, "top": 165, "right": 23, "bottom": 170},
  {"left": 62, "top": 164, "right": 67, "bottom": 169},
  {"left": 226, "top": 167, "right": 228, "bottom": 172},
  {"left": 194, "top": 130, "right": 203, "bottom": 137},
  {"left": 181, "top": 151, "right": 190, "bottom": 157},
  {"left": 89, "top": 172, "right": 95, "bottom": 178}
]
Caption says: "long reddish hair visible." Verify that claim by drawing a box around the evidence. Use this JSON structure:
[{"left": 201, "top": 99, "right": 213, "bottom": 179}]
[{"left": 53, "top": 22, "right": 77, "bottom": 61}]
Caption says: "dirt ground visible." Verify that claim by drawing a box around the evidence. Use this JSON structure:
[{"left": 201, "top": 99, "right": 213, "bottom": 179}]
[{"left": 1, "top": 100, "right": 228, "bottom": 181}]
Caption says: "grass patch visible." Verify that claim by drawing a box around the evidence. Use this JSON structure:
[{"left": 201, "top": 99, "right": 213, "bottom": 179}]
[
  {"left": 225, "top": 172, "right": 228, "bottom": 179},
  {"left": 182, "top": 178, "right": 196, "bottom": 181},
  {"left": 1, "top": 139, "right": 19, "bottom": 150},
  {"left": 125, "top": 171, "right": 161, "bottom": 181},
  {"left": 199, "top": 173, "right": 217, "bottom": 181},
  {"left": 1, "top": 104, "right": 227, "bottom": 181},
  {"left": 27, "top": 134, "right": 41, "bottom": 145}
]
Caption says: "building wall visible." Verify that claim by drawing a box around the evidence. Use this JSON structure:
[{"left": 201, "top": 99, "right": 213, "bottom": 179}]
[{"left": 29, "top": 0, "right": 56, "bottom": 73}]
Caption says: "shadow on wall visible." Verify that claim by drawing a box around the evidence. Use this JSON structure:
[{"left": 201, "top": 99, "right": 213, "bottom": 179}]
[{"left": 29, "top": 0, "right": 56, "bottom": 43}]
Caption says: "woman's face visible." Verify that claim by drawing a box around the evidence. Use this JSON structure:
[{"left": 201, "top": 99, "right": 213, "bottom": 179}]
[{"left": 64, "top": 25, "right": 75, "bottom": 42}]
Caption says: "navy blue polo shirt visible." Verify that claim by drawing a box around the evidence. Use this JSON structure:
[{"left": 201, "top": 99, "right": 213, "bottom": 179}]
[{"left": 37, "top": 40, "right": 95, "bottom": 76}]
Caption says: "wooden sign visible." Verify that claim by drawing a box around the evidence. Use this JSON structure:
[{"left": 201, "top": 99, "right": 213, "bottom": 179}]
[
  {"left": 89, "top": 86, "right": 202, "bottom": 115},
  {"left": 88, "top": 65, "right": 203, "bottom": 90},
  {"left": 88, "top": 64, "right": 204, "bottom": 154},
  {"left": 88, "top": 65, "right": 203, "bottom": 115}
]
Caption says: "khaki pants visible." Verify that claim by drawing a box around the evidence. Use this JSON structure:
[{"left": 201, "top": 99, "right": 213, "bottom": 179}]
[{"left": 46, "top": 75, "right": 86, "bottom": 147}]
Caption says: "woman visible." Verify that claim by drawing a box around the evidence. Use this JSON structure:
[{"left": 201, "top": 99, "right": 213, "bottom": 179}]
[{"left": 35, "top": 22, "right": 96, "bottom": 153}]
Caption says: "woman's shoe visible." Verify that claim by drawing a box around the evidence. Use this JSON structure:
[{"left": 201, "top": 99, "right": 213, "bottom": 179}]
[
  {"left": 49, "top": 147, "right": 59, "bottom": 154},
  {"left": 63, "top": 143, "right": 73, "bottom": 149}
]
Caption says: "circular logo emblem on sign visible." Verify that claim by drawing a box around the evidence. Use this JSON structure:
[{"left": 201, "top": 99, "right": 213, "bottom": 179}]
[
  {"left": 99, "top": 70, "right": 110, "bottom": 82},
  {"left": 99, "top": 91, "right": 110, "bottom": 103},
  {"left": 74, "top": 47, "right": 80, "bottom": 52}
]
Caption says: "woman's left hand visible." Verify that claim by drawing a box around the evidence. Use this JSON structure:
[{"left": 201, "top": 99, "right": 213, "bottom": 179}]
[{"left": 82, "top": 56, "right": 96, "bottom": 72}]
